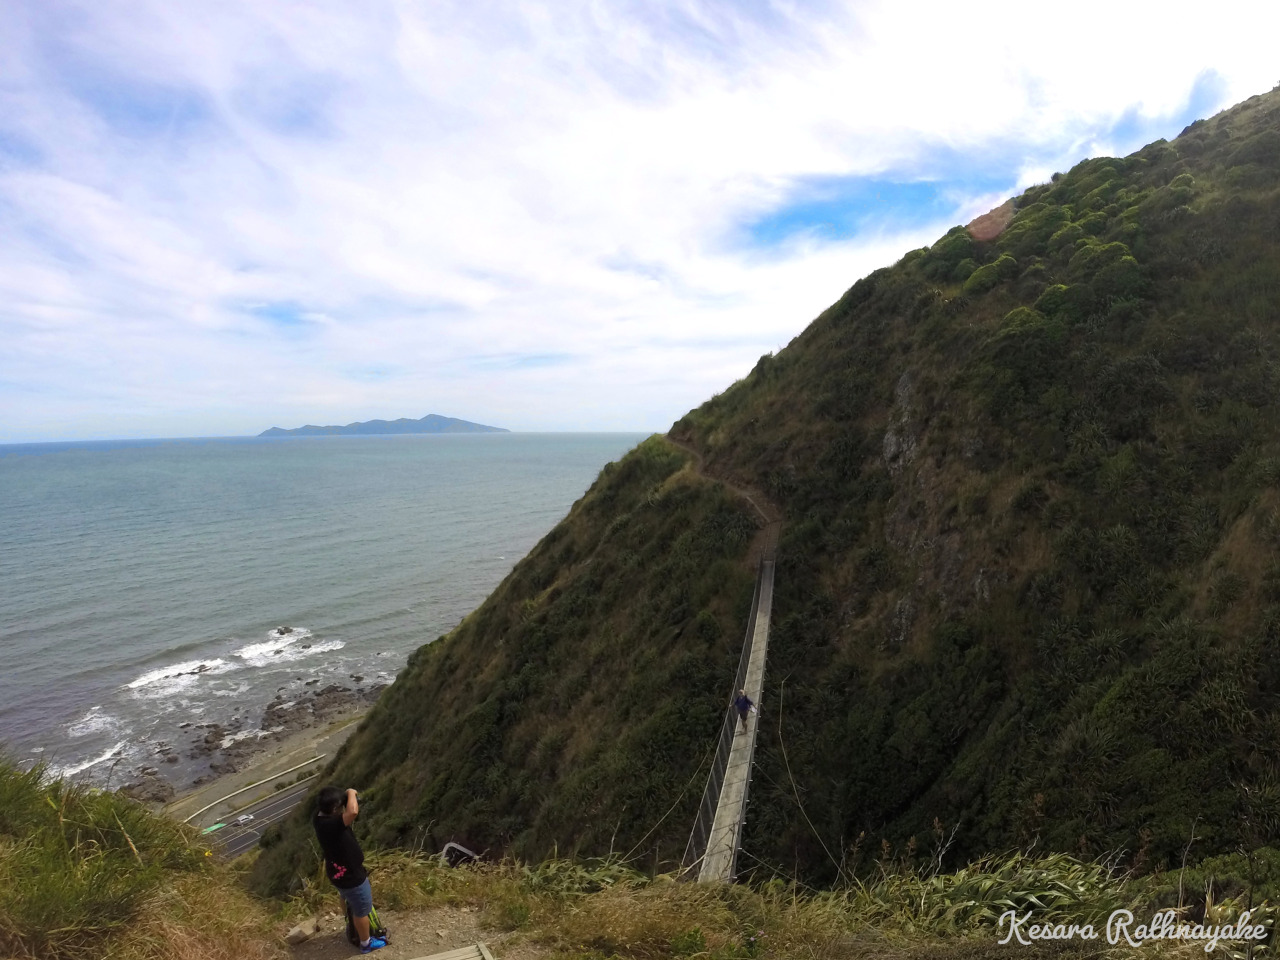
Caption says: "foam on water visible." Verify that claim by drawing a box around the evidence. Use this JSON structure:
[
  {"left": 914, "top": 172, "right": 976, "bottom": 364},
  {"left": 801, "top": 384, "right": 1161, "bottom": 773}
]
[
  {"left": 234, "top": 628, "right": 344, "bottom": 667},
  {"left": 235, "top": 628, "right": 313, "bottom": 661},
  {"left": 125, "top": 658, "right": 235, "bottom": 698},
  {"left": 48, "top": 739, "right": 131, "bottom": 778},
  {"left": 67, "top": 705, "right": 123, "bottom": 738}
]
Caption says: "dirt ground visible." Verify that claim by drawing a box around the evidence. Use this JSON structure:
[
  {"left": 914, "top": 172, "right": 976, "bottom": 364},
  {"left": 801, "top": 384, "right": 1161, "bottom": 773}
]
[
  {"left": 286, "top": 904, "right": 548, "bottom": 960},
  {"left": 966, "top": 198, "right": 1015, "bottom": 241}
]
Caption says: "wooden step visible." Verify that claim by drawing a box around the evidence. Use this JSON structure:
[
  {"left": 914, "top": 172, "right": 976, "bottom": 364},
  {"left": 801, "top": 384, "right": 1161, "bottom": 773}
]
[{"left": 404, "top": 944, "right": 494, "bottom": 960}]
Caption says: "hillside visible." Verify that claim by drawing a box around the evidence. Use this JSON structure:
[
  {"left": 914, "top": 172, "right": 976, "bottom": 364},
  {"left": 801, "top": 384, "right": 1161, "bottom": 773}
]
[
  {"left": 255, "top": 85, "right": 1280, "bottom": 895},
  {"left": 259, "top": 413, "right": 508, "bottom": 436}
]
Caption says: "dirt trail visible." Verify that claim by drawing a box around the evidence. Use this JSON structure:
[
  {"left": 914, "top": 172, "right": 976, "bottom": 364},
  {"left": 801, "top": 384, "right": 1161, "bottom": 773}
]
[
  {"left": 663, "top": 434, "right": 782, "bottom": 564},
  {"left": 287, "top": 904, "right": 545, "bottom": 960}
]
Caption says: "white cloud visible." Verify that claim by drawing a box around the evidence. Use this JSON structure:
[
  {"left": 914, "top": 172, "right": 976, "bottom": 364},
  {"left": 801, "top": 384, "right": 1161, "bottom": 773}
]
[{"left": 1, "top": 0, "right": 1276, "bottom": 441}]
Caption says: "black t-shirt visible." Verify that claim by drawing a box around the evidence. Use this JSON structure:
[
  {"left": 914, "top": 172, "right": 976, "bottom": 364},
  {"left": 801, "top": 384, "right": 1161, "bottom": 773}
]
[{"left": 313, "top": 812, "right": 368, "bottom": 889}]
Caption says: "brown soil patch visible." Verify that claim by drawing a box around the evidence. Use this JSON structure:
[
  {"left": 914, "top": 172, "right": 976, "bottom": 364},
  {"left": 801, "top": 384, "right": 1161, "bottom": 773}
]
[
  {"left": 967, "top": 198, "right": 1015, "bottom": 241},
  {"left": 287, "top": 904, "right": 546, "bottom": 960}
]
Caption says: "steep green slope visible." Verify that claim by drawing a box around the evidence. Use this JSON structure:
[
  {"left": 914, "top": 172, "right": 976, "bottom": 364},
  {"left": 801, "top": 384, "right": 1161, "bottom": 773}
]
[
  {"left": 255, "top": 86, "right": 1280, "bottom": 893},
  {"left": 255, "top": 437, "right": 759, "bottom": 893}
]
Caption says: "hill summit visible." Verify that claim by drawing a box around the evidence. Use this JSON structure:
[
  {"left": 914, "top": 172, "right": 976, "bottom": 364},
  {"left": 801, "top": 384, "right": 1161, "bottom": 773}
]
[
  {"left": 259, "top": 413, "right": 508, "bottom": 437},
  {"left": 256, "top": 85, "right": 1280, "bottom": 894}
]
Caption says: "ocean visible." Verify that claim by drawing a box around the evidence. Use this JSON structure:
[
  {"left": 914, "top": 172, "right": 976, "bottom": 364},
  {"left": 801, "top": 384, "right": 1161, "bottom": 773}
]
[{"left": 0, "top": 432, "right": 646, "bottom": 789}]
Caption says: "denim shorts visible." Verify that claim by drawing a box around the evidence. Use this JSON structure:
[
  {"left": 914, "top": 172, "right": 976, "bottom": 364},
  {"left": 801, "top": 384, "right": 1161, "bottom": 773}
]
[{"left": 337, "top": 878, "right": 373, "bottom": 917}]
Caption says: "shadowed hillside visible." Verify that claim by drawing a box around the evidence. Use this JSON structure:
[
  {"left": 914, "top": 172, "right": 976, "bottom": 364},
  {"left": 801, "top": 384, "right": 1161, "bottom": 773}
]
[{"left": 254, "top": 85, "right": 1280, "bottom": 894}]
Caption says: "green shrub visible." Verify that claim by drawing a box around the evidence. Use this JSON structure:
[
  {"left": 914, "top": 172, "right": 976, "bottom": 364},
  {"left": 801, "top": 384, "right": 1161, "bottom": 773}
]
[
  {"left": 1034, "top": 283, "right": 1096, "bottom": 324},
  {"left": 1048, "top": 221, "right": 1084, "bottom": 252},
  {"left": 996, "top": 306, "right": 1058, "bottom": 337},
  {"left": 1231, "top": 129, "right": 1280, "bottom": 168},
  {"left": 1093, "top": 255, "right": 1145, "bottom": 301},
  {"left": 1077, "top": 210, "right": 1109, "bottom": 236},
  {"left": 922, "top": 227, "right": 974, "bottom": 280},
  {"left": 1068, "top": 240, "right": 1133, "bottom": 280},
  {"left": 670, "top": 927, "right": 708, "bottom": 955},
  {"left": 962, "top": 254, "right": 1018, "bottom": 295},
  {"left": 999, "top": 203, "right": 1070, "bottom": 258}
]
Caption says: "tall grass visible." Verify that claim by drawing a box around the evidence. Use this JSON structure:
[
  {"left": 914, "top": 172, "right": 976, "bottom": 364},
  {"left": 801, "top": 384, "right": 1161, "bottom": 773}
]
[
  {"left": 283, "top": 850, "right": 1275, "bottom": 960},
  {"left": 0, "top": 757, "right": 281, "bottom": 960}
]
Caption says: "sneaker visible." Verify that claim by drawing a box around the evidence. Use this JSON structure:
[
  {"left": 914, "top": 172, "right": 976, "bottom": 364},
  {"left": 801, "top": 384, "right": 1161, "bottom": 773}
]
[{"left": 361, "top": 937, "right": 387, "bottom": 953}]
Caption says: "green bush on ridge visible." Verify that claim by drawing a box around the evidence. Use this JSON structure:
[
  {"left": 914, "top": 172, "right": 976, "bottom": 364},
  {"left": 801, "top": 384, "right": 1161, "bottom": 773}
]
[{"left": 962, "top": 254, "right": 1018, "bottom": 295}]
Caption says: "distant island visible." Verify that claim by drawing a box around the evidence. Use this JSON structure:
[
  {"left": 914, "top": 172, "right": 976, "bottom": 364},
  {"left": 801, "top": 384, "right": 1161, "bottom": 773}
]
[{"left": 259, "top": 414, "right": 509, "bottom": 437}]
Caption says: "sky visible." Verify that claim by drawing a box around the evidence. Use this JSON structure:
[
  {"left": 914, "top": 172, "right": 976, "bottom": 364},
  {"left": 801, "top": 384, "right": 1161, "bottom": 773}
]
[{"left": 1, "top": 1, "right": 1277, "bottom": 441}]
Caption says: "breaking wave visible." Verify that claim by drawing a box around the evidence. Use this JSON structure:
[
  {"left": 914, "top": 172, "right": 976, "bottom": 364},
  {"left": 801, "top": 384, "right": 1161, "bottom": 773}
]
[
  {"left": 125, "top": 658, "right": 235, "bottom": 698},
  {"left": 234, "top": 628, "right": 344, "bottom": 667},
  {"left": 47, "top": 739, "right": 130, "bottom": 778}
]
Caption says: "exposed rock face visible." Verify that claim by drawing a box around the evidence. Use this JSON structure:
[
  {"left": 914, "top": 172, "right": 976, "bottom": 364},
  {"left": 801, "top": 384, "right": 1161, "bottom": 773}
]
[
  {"left": 260, "top": 683, "right": 386, "bottom": 739},
  {"left": 882, "top": 371, "right": 919, "bottom": 475}
]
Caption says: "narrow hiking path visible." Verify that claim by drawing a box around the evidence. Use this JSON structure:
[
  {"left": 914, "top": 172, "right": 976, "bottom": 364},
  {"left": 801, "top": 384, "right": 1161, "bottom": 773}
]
[
  {"left": 287, "top": 903, "right": 545, "bottom": 960},
  {"left": 661, "top": 434, "right": 781, "bottom": 564}
]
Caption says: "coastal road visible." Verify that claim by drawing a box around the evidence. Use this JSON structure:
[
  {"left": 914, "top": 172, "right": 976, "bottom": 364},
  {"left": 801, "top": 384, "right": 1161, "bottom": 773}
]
[{"left": 207, "top": 781, "right": 316, "bottom": 857}]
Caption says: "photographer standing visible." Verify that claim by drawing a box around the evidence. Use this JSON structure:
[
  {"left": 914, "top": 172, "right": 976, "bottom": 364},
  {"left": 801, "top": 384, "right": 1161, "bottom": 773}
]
[{"left": 314, "top": 786, "right": 385, "bottom": 953}]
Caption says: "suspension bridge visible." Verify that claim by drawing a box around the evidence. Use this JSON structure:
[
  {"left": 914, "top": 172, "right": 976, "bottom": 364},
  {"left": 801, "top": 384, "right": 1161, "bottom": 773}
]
[{"left": 674, "top": 438, "right": 781, "bottom": 883}]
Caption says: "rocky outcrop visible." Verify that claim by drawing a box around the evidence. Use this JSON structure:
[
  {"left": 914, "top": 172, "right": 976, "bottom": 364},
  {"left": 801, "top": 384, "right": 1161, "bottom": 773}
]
[{"left": 118, "top": 769, "right": 176, "bottom": 805}]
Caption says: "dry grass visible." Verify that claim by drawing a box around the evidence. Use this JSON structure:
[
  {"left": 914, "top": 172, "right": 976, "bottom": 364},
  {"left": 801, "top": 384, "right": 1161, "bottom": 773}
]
[
  {"left": 0, "top": 854, "right": 285, "bottom": 960},
  {"left": 274, "top": 851, "right": 1277, "bottom": 960},
  {"left": 0, "top": 758, "right": 284, "bottom": 960},
  {"left": 102, "top": 873, "right": 284, "bottom": 960}
]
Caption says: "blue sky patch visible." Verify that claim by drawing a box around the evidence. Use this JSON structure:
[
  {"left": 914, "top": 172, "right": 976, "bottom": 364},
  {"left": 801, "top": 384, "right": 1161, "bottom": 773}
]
[
  {"left": 246, "top": 301, "right": 314, "bottom": 330},
  {"left": 58, "top": 64, "right": 214, "bottom": 141},
  {"left": 740, "top": 168, "right": 1015, "bottom": 251},
  {"left": 0, "top": 130, "right": 42, "bottom": 167},
  {"left": 735, "top": 71, "right": 1234, "bottom": 255},
  {"left": 231, "top": 71, "right": 341, "bottom": 139},
  {"left": 1101, "top": 70, "right": 1230, "bottom": 153}
]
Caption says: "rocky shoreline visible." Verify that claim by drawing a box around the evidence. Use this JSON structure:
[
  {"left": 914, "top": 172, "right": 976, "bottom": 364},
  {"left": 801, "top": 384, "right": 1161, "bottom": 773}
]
[{"left": 117, "top": 675, "right": 385, "bottom": 806}]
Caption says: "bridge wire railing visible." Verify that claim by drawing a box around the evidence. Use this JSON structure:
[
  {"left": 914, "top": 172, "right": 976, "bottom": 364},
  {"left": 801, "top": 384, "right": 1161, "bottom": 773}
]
[
  {"left": 680, "top": 560, "right": 765, "bottom": 876},
  {"left": 728, "top": 559, "right": 772, "bottom": 882}
]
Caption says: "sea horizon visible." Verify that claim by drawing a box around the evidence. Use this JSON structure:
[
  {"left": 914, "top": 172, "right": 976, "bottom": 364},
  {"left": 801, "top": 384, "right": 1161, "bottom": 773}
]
[{"left": 0, "top": 428, "right": 659, "bottom": 454}]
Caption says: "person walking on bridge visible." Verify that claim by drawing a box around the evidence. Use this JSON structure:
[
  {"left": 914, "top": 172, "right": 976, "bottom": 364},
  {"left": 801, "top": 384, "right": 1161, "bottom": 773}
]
[
  {"left": 314, "top": 786, "right": 386, "bottom": 953},
  {"left": 734, "top": 689, "right": 755, "bottom": 733}
]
